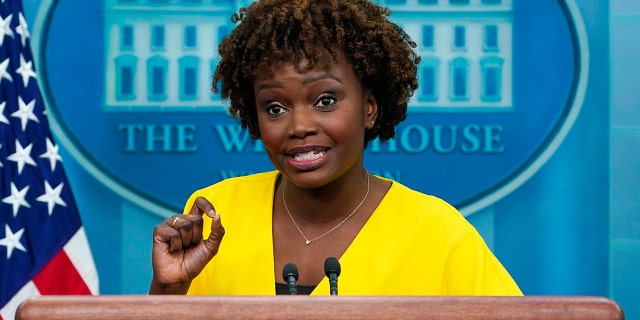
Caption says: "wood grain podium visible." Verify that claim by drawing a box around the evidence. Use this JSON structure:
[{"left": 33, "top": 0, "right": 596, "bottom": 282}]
[{"left": 15, "top": 295, "right": 624, "bottom": 320}]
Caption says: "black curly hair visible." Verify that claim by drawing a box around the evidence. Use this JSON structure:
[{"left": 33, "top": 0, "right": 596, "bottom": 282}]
[{"left": 213, "top": 0, "right": 420, "bottom": 143}]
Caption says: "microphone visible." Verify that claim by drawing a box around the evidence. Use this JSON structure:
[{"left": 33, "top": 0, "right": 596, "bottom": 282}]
[
  {"left": 282, "top": 263, "right": 299, "bottom": 295},
  {"left": 324, "top": 257, "right": 341, "bottom": 295}
]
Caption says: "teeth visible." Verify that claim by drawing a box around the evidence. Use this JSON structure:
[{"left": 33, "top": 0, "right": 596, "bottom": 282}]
[{"left": 293, "top": 150, "right": 325, "bottom": 161}]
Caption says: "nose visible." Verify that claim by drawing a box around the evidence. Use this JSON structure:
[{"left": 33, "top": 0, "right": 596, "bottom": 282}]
[{"left": 288, "top": 106, "right": 318, "bottom": 139}]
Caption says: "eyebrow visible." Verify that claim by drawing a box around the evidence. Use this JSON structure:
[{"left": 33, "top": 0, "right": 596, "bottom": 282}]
[
  {"left": 256, "top": 83, "right": 284, "bottom": 92},
  {"left": 256, "top": 74, "right": 343, "bottom": 93},
  {"left": 302, "top": 74, "right": 343, "bottom": 85}
]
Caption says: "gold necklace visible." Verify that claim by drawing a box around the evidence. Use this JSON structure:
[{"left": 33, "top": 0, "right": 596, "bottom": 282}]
[{"left": 282, "top": 172, "right": 370, "bottom": 245}]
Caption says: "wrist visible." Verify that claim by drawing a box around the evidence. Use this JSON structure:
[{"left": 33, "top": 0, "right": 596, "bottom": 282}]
[{"left": 148, "top": 276, "right": 191, "bottom": 295}]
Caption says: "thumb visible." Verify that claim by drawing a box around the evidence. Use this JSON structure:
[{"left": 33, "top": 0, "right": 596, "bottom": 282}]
[{"left": 201, "top": 213, "right": 225, "bottom": 258}]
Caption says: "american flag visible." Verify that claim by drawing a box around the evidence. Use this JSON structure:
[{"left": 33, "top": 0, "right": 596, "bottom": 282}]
[{"left": 0, "top": 1, "right": 99, "bottom": 319}]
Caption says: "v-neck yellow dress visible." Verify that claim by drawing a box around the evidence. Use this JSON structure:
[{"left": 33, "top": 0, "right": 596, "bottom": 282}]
[{"left": 186, "top": 171, "right": 521, "bottom": 296}]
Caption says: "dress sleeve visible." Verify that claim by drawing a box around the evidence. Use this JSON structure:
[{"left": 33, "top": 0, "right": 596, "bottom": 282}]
[{"left": 442, "top": 219, "right": 523, "bottom": 295}]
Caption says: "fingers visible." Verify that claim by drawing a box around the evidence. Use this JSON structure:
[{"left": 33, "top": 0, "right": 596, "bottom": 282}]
[
  {"left": 166, "top": 214, "right": 204, "bottom": 252},
  {"left": 189, "top": 196, "right": 217, "bottom": 218},
  {"left": 188, "top": 196, "right": 224, "bottom": 252},
  {"left": 152, "top": 220, "right": 183, "bottom": 256},
  {"left": 188, "top": 197, "right": 225, "bottom": 255},
  {"left": 153, "top": 196, "right": 224, "bottom": 259},
  {"left": 163, "top": 197, "right": 220, "bottom": 253}
]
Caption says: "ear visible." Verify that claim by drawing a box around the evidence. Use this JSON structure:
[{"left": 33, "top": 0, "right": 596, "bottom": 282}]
[{"left": 364, "top": 91, "right": 379, "bottom": 130}]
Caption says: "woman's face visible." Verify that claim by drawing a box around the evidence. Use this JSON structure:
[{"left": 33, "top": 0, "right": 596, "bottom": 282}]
[{"left": 253, "top": 55, "right": 378, "bottom": 189}]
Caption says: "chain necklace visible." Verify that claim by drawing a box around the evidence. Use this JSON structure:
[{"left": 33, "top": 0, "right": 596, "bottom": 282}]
[{"left": 282, "top": 172, "right": 370, "bottom": 245}]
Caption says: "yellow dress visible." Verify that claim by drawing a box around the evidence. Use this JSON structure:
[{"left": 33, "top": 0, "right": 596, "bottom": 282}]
[{"left": 186, "top": 171, "right": 522, "bottom": 296}]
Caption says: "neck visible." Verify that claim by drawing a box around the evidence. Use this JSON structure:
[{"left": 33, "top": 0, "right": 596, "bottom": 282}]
[{"left": 281, "top": 169, "right": 370, "bottom": 224}]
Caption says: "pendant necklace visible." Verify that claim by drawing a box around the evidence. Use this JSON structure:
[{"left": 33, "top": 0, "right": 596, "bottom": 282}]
[{"left": 282, "top": 172, "right": 370, "bottom": 245}]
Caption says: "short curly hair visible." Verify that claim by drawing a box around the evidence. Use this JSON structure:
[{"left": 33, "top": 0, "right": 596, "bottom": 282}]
[{"left": 213, "top": 0, "right": 420, "bottom": 143}]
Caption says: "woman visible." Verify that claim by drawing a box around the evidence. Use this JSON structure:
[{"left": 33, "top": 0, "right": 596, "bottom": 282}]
[{"left": 150, "top": 0, "right": 522, "bottom": 296}]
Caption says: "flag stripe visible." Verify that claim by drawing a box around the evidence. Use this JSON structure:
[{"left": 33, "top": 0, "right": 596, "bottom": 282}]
[
  {"left": 63, "top": 227, "right": 100, "bottom": 294},
  {"left": 32, "top": 248, "right": 92, "bottom": 295}
]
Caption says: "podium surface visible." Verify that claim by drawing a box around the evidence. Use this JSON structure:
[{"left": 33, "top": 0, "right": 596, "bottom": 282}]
[{"left": 16, "top": 295, "right": 624, "bottom": 320}]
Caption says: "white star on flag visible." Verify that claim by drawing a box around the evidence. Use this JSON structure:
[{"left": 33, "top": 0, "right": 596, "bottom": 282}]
[
  {"left": 7, "top": 140, "right": 36, "bottom": 174},
  {"left": 2, "top": 182, "right": 31, "bottom": 217},
  {"left": 40, "top": 138, "right": 63, "bottom": 171},
  {"left": 0, "top": 13, "right": 13, "bottom": 46},
  {"left": 0, "top": 224, "right": 27, "bottom": 259},
  {"left": 36, "top": 181, "right": 68, "bottom": 215},
  {"left": 16, "top": 54, "right": 37, "bottom": 88},
  {"left": 11, "top": 96, "right": 39, "bottom": 131},
  {"left": 15, "top": 12, "right": 29, "bottom": 47},
  {"left": 0, "top": 57, "right": 12, "bottom": 83}
]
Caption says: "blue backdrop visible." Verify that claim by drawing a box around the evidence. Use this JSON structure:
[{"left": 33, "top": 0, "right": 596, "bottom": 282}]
[{"left": 19, "top": 0, "right": 640, "bottom": 319}]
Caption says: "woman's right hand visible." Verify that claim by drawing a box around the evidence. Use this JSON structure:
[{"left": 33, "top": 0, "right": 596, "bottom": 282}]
[{"left": 149, "top": 196, "right": 225, "bottom": 294}]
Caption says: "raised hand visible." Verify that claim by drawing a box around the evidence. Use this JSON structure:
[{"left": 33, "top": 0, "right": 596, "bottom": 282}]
[{"left": 149, "top": 196, "right": 225, "bottom": 294}]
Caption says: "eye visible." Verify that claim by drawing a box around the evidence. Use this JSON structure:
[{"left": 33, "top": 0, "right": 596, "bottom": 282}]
[
  {"left": 265, "top": 102, "right": 287, "bottom": 116},
  {"left": 314, "top": 94, "right": 337, "bottom": 110}
]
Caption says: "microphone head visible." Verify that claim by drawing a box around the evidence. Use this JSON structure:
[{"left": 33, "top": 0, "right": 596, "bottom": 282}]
[
  {"left": 324, "top": 257, "right": 341, "bottom": 276},
  {"left": 282, "top": 263, "right": 299, "bottom": 281}
]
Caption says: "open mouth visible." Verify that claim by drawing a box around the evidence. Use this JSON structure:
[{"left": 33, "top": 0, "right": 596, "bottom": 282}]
[{"left": 292, "top": 150, "right": 326, "bottom": 162}]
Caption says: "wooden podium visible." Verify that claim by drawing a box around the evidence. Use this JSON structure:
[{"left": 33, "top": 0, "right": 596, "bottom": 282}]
[{"left": 15, "top": 295, "right": 624, "bottom": 320}]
